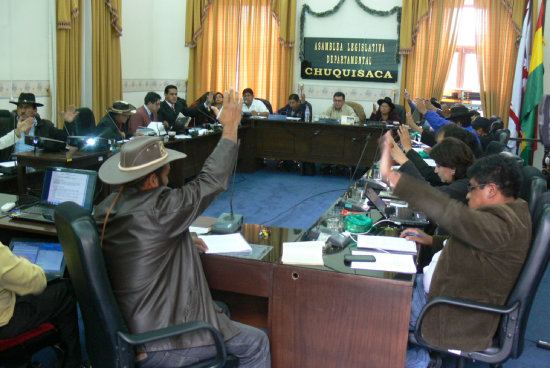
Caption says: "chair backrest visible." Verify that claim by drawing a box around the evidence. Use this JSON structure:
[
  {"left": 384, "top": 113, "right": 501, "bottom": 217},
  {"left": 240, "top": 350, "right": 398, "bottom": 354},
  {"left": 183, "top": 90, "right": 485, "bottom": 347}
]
[
  {"left": 393, "top": 104, "right": 406, "bottom": 123},
  {"left": 54, "top": 202, "right": 133, "bottom": 368},
  {"left": 256, "top": 98, "right": 273, "bottom": 114},
  {"left": 497, "top": 129, "right": 511, "bottom": 145},
  {"left": 518, "top": 165, "right": 546, "bottom": 207},
  {"left": 505, "top": 192, "right": 550, "bottom": 358},
  {"left": 344, "top": 101, "right": 366, "bottom": 123},
  {"left": 74, "top": 107, "right": 96, "bottom": 136}
]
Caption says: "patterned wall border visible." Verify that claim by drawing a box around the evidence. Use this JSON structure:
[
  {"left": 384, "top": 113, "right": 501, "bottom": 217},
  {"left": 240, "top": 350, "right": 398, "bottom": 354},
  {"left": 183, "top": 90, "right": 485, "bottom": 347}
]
[
  {"left": 0, "top": 80, "right": 50, "bottom": 99},
  {"left": 122, "top": 79, "right": 187, "bottom": 97},
  {"left": 303, "top": 84, "right": 398, "bottom": 102}
]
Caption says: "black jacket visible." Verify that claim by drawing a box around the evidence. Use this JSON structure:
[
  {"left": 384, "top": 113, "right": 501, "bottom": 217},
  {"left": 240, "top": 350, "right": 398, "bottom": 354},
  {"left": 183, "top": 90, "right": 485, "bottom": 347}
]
[{"left": 158, "top": 97, "right": 200, "bottom": 128}]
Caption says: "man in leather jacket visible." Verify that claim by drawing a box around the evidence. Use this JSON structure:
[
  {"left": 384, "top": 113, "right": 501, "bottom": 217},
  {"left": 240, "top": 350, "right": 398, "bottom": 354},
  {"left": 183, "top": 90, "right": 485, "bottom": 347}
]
[{"left": 94, "top": 90, "right": 270, "bottom": 368}]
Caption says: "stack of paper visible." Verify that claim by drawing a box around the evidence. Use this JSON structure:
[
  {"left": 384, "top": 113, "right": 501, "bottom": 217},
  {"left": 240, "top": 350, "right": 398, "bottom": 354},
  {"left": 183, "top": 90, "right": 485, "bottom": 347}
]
[
  {"left": 357, "top": 235, "right": 417, "bottom": 254},
  {"left": 199, "top": 233, "right": 252, "bottom": 254},
  {"left": 281, "top": 241, "right": 324, "bottom": 266},
  {"left": 350, "top": 250, "right": 416, "bottom": 274}
]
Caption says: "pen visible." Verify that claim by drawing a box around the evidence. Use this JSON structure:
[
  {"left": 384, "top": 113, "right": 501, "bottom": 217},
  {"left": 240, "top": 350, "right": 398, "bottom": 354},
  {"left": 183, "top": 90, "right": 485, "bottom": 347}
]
[{"left": 405, "top": 232, "right": 423, "bottom": 237}]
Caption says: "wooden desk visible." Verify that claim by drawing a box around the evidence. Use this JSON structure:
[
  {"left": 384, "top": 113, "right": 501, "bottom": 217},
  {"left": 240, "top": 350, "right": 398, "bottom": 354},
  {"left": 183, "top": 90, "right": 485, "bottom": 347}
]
[{"left": 0, "top": 193, "right": 411, "bottom": 368}]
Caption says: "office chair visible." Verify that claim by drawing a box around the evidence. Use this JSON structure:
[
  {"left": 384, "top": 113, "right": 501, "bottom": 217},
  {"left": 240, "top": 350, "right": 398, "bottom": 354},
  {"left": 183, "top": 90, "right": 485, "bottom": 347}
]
[
  {"left": 256, "top": 98, "right": 273, "bottom": 114},
  {"left": 53, "top": 202, "right": 231, "bottom": 368},
  {"left": 344, "top": 101, "right": 366, "bottom": 123},
  {"left": 497, "top": 129, "right": 511, "bottom": 146},
  {"left": 409, "top": 193, "right": 550, "bottom": 367},
  {"left": 393, "top": 103, "right": 406, "bottom": 123},
  {"left": 0, "top": 323, "right": 62, "bottom": 367}
]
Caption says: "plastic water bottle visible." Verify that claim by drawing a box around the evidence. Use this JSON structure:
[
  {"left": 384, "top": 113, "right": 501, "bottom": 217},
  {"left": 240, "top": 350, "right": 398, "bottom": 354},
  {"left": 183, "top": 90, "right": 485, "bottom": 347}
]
[{"left": 305, "top": 106, "right": 310, "bottom": 122}]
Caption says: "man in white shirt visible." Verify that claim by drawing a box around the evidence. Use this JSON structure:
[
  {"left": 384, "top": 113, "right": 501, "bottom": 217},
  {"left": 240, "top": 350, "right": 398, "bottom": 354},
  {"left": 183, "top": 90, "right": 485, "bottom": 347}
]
[
  {"left": 322, "top": 91, "right": 359, "bottom": 123},
  {"left": 241, "top": 88, "right": 269, "bottom": 117}
]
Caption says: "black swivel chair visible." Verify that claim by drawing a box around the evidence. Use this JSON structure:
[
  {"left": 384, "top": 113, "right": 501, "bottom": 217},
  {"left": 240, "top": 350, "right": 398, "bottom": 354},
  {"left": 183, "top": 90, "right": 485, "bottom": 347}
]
[
  {"left": 409, "top": 193, "right": 550, "bottom": 367},
  {"left": 54, "top": 202, "right": 231, "bottom": 368},
  {"left": 497, "top": 128, "right": 511, "bottom": 146},
  {"left": 256, "top": 98, "right": 273, "bottom": 114},
  {"left": 393, "top": 104, "right": 406, "bottom": 123}
]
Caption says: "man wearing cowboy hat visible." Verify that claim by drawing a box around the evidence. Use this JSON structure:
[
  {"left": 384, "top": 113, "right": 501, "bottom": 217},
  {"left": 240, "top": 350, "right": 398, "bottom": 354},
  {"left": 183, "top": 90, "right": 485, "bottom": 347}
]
[
  {"left": 94, "top": 90, "right": 270, "bottom": 367},
  {"left": 415, "top": 98, "right": 481, "bottom": 146},
  {"left": 1, "top": 92, "right": 68, "bottom": 156},
  {"left": 94, "top": 100, "right": 136, "bottom": 141}
]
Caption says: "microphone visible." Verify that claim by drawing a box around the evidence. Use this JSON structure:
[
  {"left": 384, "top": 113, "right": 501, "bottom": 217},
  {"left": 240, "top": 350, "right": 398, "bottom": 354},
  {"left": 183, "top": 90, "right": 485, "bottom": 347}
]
[
  {"left": 349, "top": 133, "right": 372, "bottom": 185},
  {"left": 195, "top": 105, "right": 218, "bottom": 125},
  {"left": 211, "top": 139, "right": 243, "bottom": 233}
]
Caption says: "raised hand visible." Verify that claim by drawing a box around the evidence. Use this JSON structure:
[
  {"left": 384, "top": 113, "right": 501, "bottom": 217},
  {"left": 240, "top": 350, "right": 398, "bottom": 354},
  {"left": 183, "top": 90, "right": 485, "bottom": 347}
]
[
  {"left": 397, "top": 124, "right": 413, "bottom": 152},
  {"left": 218, "top": 89, "right": 242, "bottom": 142},
  {"left": 61, "top": 105, "right": 79, "bottom": 123}
]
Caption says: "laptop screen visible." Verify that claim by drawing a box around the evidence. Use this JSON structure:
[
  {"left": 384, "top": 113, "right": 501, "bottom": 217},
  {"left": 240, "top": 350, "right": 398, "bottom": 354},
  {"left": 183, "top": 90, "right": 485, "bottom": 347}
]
[
  {"left": 9, "top": 238, "right": 65, "bottom": 275},
  {"left": 363, "top": 186, "right": 388, "bottom": 217},
  {"left": 41, "top": 167, "right": 97, "bottom": 210}
]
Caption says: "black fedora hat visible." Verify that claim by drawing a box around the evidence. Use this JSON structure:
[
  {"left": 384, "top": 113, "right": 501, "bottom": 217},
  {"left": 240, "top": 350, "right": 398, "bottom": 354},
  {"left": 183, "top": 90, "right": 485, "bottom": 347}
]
[
  {"left": 10, "top": 92, "right": 43, "bottom": 107},
  {"left": 106, "top": 100, "right": 136, "bottom": 115},
  {"left": 449, "top": 106, "right": 475, "bottom": 120},
  {"left": 377, "top": 97, "right": 395, "bottom": 110}
]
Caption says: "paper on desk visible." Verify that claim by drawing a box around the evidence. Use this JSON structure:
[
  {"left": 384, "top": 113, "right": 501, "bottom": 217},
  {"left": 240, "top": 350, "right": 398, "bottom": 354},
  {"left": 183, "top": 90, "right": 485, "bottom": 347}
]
[
  {"left": 0, "top": 161, "right": 16, "bottom": 167},
  {"left": 282, "top": 241, "right": 324, "bottom": 266},
  {"left": 189, "top": 226, "right": 210, "bottom": 235},
  {"left": 199, "top": 233, "right": 252, "bottom": 254},
  {"left": 423, "top": 158, "right": 436, "bottom": 167},
  {"left": 351, "top": 250, "right": 416, "bottom": 274},
  {"left": 175, "top": 134, "right": 192, "bottom": 139},
  {"left": 357, "top": 235, "right": 417, "bottom": 254}
]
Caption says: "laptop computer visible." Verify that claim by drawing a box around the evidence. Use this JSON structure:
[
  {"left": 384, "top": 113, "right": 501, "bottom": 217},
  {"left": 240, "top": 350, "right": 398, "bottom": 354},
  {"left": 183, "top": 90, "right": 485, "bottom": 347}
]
[
  {"left": 9, "top": 238, "right": 66, "bottom": 281},
  {"left": 10, "top": 167, "right": 97, "bottom": 224},
  {"left": 363, "top": 185, "right": 429, "bottom": 227}
]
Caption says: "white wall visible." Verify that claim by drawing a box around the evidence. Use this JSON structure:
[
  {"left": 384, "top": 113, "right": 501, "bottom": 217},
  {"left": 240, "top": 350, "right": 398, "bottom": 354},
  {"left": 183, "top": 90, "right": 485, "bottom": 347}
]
[
  {"left": 293, "top": 0, "right": 403, "bottom": 117},
  {"left": 120, "top": 0, "right": 189, "bottom": 108},
  {"left": 0, "top": 0, "right": 52, "bottom": 118}
]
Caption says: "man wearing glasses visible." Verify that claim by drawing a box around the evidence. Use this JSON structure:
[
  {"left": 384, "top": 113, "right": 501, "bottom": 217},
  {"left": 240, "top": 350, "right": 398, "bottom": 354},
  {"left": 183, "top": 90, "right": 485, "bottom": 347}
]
[
  {"left": 379, "top": 132, "right": 532, "bottom": 368},
  {"left": 321, "top": 91, "right": 359, "bottom": 123}
]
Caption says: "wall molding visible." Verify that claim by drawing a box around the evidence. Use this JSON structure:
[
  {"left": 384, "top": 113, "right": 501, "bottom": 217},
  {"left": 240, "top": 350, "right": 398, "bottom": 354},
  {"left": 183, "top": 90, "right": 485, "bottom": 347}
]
[
  {"left": 122, "top": 79, "right": 187, "bottom": 95},
  {"left": 303, "top": 84, "right": 397, "bottom": 102},
  {"left": 0, "top": 80, "right": 50, "bottom": 99}
]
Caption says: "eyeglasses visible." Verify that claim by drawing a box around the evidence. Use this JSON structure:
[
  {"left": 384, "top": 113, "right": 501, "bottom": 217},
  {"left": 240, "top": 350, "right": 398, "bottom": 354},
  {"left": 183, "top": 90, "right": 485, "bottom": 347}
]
[{"left": 467, "top": 183, "right": 487, "bottom": 192}]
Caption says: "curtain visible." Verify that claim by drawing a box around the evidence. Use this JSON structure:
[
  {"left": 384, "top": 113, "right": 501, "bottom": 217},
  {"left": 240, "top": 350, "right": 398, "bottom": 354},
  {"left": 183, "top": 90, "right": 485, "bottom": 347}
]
[
  {"left": 399, "top": 0, "right": 430, "bottom": 54},
  {"left": 56, "top": 0, "right": 82, "bottom": 128},
  {"left": 92, "top": 0, "right": 122, "bottom": 121},
  {"left": 187, "top": 0, "right": 295, "bottom": 110},
  {"left": 400, "top": 0, "right": 465, "bottom": 103},
  {"left": 185, "top": 0, "right": 212, "bottom": 47},
  {"left": 474, "top": 0, "right": 526, "bottom": 121}
]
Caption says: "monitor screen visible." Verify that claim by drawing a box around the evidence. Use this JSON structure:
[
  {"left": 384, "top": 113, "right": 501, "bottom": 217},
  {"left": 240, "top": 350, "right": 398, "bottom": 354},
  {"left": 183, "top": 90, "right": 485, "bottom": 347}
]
[
  {"left": 41, "top": 168, "right": 97, "bottom": 210},
  {"left": 10, "top": 239, "right": 65, "bottom": 274}
]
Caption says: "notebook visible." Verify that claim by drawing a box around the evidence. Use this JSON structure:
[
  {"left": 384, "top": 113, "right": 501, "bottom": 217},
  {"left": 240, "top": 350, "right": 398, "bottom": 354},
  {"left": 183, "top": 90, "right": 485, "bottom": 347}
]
[
  {"left": 9, "top": 238, "right": 66, "bottom": 281},
  {"left": 11, "top": 167, "right": 97, "bottom": 224},
  {"left": 363, "top": 185, "right": 429, "bottom": 227}
]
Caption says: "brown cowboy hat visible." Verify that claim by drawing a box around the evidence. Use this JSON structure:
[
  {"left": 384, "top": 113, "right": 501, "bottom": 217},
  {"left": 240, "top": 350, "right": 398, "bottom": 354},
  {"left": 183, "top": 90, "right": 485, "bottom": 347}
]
[
  {"left": 106, "top": 100, "right": 136, "bottom": 115},
  {"left": 377, "top": 97, "right": 395, "bottom": 110},
  {"left": 10, "top": 92, "right": 43, "bottom": 107},
  {"left": 98, "top": 136, "right": 186, "bottom": 185}
]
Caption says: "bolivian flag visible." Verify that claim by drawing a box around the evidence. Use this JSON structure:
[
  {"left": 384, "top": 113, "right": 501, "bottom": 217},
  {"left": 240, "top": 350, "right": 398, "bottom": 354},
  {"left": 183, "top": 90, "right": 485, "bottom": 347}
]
[{"left": 521, "top": 0, "right": 545, "bottom": 163}]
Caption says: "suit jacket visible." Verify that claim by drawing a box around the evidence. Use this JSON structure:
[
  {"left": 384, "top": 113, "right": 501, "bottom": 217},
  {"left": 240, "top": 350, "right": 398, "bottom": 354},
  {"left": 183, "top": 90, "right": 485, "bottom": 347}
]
[
  {"left": 157, "top": 97, "right": 199, "bottom": 129},
  {"left": 394, "top": 174, "right": 531, "bottom": 351},
  {"left": 94, "top": 138, "right": 240, "bottom": 352},
  {"left": 128, "top": 106, "right": 158, "bottom": 135}
]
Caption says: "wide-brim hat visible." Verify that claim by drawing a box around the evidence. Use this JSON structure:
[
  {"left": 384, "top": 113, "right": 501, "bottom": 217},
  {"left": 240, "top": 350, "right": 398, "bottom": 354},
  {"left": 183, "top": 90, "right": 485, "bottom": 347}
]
[
  {"left": 106, "top": 100, "right": 136, "bottom": 115},
  {"left": 377, "top": 97, "right": 395, "bottom": 110},
  {"left": 449, "top": 106, "right": 475, "bottom": 119},
  {"left": 9, "top": 92, "right": 43, "bottom": 107},
  {"left": 98, "top": 136, "right": 186, "bottom": 185}
]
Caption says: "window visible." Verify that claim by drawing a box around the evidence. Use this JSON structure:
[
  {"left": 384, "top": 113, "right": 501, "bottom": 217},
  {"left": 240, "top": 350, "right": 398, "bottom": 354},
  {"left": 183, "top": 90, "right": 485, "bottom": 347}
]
[{"left": 443, "top": 0, "right": 480, "bottom": 99}]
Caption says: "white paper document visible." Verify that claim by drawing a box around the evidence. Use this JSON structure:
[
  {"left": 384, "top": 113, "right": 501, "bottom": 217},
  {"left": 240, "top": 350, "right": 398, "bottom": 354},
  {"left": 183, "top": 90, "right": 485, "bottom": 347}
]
[
  {"left": 423, "top": 158, "right": 436, "bottom": 167},
  {"left": 351, "top": 250, "right": 416, "bottom": 274},
  {"left": 282, "top": 241, "right": 324, "bottom": 266},
  {"left": 199, "top": 233, "right": 252, "bottom": 254},
  {"left": 357, "top": 235, "right": 417, "bottom": 254}
]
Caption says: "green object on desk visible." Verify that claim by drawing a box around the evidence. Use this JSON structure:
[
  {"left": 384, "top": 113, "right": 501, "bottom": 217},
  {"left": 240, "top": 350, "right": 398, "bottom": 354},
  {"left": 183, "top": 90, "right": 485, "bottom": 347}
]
[
  {"left": 417, "top": 150, "right": 429, "bottom": 158},
  {"left": 344, "top": 214, "right": 373, "bottom": 233}
]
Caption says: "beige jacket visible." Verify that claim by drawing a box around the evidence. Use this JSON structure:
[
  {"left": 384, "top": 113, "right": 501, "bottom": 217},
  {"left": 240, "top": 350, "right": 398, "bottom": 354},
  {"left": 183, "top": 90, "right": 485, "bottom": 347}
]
[{"left": 0, "top": 243, "right": 47, "bottom": 326}]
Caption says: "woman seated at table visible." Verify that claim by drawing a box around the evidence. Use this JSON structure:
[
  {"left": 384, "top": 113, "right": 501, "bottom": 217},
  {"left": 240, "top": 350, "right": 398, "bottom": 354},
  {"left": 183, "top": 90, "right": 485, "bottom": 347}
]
[
  {"left": 389, "top": 127, "right": 474, "bottom": 203},
  {"left": 0, "top": 117, "right": 34, "bottom": 150},
  {"left": 369, "top": 97, "right": 401, "bottom": 123}
]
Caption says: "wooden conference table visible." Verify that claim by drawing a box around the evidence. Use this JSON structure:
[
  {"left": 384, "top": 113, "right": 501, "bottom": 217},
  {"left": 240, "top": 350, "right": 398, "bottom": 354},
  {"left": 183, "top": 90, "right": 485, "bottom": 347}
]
[{"left": 0, "top": 186, "right": 412, "bottom": 368}]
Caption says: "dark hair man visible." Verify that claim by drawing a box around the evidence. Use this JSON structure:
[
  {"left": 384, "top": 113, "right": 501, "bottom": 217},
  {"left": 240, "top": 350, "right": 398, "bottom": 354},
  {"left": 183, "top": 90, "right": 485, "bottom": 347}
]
[
  {"left": 277, "top": 93, "right": 307, "bottom": 121},
  {"left": 241, "top": 88, "right": 269, "bottom": 117},
  {"left": 380, "top": 132, "right": 531, "bottom": 368},
  {"left": 158, "top": 85, "right": 208, "bottom": 130},
  {"left": 321, "top": 91, "right": 358, "bottom": 123},
  {"left": 94, "top": 90, "right": 270, "bottom": 367},
  {"left": 128, "top": 92, "right": 162, "bottom": 135}
]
